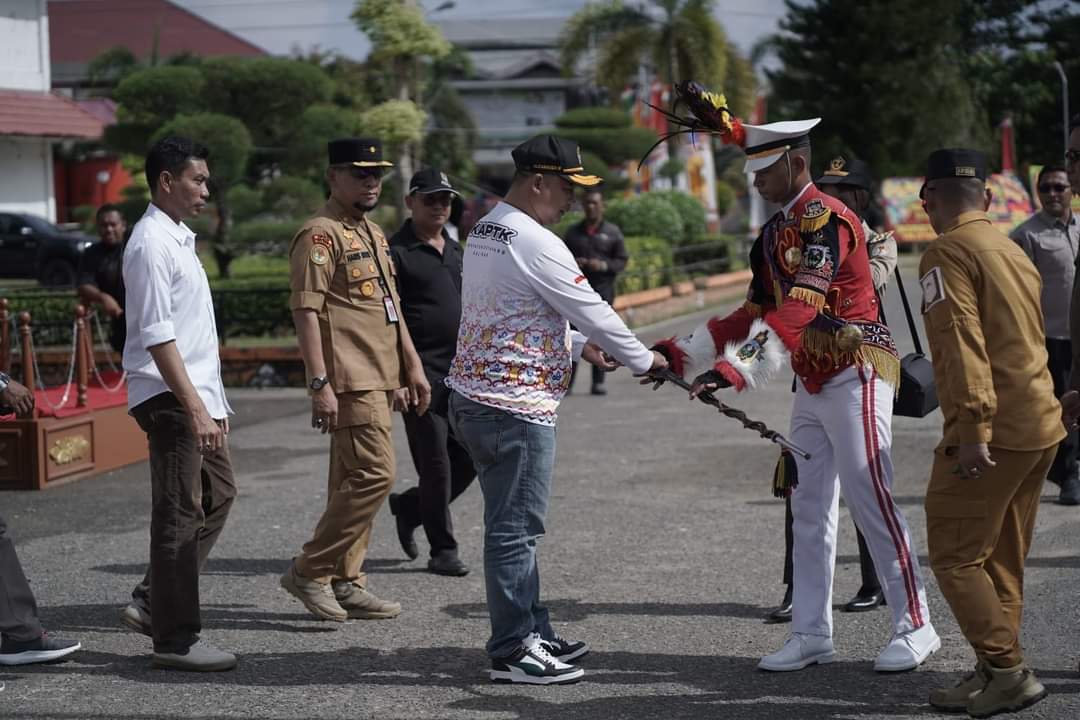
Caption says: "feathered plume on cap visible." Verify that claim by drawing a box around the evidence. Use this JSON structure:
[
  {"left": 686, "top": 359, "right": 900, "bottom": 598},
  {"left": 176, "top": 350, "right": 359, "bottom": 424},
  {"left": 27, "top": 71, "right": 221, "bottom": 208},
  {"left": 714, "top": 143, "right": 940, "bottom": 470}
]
[{"left": 638, "top": 81, "right": 747, "bottom": 167}]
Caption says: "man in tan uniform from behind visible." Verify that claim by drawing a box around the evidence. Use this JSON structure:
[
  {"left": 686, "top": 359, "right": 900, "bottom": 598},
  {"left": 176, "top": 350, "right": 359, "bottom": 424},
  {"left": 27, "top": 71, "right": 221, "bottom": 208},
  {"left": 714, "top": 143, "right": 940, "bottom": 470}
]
[
  {"left": 280, "top": 138, "right": 431, "bottom": 621},
  {"left": 919, "top": 148, "right": 1064, "bottom": 717}
]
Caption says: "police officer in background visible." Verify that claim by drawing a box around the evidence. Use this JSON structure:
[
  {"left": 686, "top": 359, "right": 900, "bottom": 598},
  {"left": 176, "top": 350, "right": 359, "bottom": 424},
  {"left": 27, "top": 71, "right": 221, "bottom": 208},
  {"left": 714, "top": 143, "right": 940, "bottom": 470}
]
[
  {"left": 563, "top": 188, "right": 628, "bottom": 395},
  {"left": 920, "top": 148, "right": 1062, "bottom": 716},
  {"left": 280, "top": 138, "right": 431, "bottom": 623}
]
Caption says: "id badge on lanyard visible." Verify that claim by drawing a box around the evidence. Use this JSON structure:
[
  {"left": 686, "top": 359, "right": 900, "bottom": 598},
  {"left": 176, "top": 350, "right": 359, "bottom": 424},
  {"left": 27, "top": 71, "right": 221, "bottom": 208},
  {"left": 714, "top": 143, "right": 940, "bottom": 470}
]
[{"left": 383, "top": 295, "right": 399, "bottom": 323}]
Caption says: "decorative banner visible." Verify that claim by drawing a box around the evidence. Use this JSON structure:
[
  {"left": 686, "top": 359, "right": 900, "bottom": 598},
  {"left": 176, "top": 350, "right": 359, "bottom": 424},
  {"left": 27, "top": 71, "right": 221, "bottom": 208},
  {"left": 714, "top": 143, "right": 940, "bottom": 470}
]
[{"left": 882, "top": 174, "right": 1035, "bottom": 243}]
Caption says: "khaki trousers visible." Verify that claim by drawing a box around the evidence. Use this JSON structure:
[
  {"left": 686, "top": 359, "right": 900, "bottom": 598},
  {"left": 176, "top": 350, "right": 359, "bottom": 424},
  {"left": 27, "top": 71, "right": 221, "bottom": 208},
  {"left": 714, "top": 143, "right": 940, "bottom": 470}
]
[
  {"left": 926, "top": 444, "right": 1055, "bottom": 668},
  {"left": 295, "top": 391, "right": 395, "bottom": 586}
]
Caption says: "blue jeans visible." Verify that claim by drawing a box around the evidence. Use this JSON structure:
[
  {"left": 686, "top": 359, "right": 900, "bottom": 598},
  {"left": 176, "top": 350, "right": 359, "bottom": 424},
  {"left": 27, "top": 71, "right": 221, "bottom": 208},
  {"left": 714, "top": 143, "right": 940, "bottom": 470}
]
[{"left": 448, "top": 391, "right": 556, "bottom": 658}]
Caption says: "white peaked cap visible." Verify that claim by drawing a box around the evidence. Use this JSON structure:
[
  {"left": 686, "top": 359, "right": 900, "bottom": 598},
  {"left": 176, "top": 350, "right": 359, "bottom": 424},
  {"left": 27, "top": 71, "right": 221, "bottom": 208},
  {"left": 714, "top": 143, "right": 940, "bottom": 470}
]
[{"left": 742, "top": 118, "right": 822, "bottom": 173}]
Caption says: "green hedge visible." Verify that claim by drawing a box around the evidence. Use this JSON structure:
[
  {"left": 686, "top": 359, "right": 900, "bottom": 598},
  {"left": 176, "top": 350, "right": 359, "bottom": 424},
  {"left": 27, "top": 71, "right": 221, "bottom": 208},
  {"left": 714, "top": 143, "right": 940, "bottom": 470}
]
[
  {"left": 650, "top": 190, "right": 707, "bottom": 246},
  {"left": 617, "top": 236, "right": 673, "bottom": 294},
  {"left": 605, "top": 194, "right": 684, "bottom": 245}
]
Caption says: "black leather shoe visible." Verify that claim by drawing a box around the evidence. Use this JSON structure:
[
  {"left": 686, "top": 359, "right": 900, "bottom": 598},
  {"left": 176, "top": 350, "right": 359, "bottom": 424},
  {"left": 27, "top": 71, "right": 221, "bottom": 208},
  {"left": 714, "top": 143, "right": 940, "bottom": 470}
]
[
  {"left": 1058, "top": 474, "right": 1080, "bottom": 506},
  {"left": 764, "top": 586, "right": 793, "bottom": 624},
  {"left": 590, "top": 385, "right": 607, "bottom": 396},
  {"left": 387, "top": 493, "right": 419, "bottom": 560},
  {"left": 841, "top": 588, "right": 885, "bottom": 613},
  {"left": 428, "top": 553, "right": 469, "bottom": 577}
]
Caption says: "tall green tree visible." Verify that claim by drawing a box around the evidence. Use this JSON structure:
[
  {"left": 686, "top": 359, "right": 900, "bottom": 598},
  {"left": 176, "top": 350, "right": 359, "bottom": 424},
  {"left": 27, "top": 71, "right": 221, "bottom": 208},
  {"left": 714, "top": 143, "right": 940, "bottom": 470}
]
[
  {"left": 559, "top": 0, "right": 754, "bottom": 117},
  {"left": 764, "top": 0, "right": 1077, "bottom": 178},
  {"left": 352, "top": 0, "right": 451, "bottom": 217}
]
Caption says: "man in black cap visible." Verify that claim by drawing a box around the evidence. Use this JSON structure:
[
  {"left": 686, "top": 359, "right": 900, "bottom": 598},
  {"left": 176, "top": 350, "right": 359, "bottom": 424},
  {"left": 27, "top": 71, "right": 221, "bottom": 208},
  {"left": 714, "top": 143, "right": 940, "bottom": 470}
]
[
  {"left": 387, "top": 168, "right": 476, "bottom": 577},
  {"left": 280, "top": 137, "right": 431, "bottom": 622},
  {"left": 446, "top": 135, "right": 667, "bottom": 685},
  {"left": 920, "top": 148, "right": 1062, "bottom": 715}
]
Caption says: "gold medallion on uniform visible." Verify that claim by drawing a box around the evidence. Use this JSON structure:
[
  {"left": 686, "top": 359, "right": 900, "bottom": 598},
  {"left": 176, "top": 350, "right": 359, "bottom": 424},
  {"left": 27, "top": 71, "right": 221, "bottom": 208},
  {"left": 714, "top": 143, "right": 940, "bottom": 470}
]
[
  {"left": 309, "top": 245, "right": 329, "bottom": 265},
  {"left": 360, "top": 280, "right": 375, "bottom": 297},
  {"left": 784, "top": 246, "right": 802, "bottom": 269}
]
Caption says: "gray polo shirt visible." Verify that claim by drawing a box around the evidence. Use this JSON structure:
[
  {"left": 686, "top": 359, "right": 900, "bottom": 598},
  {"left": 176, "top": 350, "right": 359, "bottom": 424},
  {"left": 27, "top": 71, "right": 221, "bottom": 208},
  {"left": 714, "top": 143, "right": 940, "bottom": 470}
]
[{"left": 1010, "top": 210, "right": 1080, "bottom": 340}]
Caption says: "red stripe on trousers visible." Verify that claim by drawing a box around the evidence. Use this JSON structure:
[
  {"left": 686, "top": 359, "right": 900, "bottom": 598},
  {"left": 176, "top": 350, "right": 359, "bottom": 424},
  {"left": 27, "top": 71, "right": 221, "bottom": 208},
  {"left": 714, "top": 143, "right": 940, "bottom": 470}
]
[{"left": 861, "top": 367, "right": 924, "bottom": 628}]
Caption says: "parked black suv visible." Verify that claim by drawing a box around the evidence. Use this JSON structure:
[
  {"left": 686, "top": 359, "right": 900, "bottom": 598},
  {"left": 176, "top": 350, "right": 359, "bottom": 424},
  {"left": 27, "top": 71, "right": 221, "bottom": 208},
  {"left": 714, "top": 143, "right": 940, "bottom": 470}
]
[{"left": 0, "top": 212, "right": 98, "bottom": 287}]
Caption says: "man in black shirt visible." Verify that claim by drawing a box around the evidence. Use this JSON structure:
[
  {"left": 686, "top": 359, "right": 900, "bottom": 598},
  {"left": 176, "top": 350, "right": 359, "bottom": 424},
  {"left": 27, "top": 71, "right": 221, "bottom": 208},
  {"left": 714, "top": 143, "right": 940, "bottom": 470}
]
[
  {"left": 562, "top": 188, "right": 628, "bottom": 395},
  {"left": 77, "top": 204, "right": 127, "bottom": 354},
  {"left": 387, "top": 168, "right": 476, "bottom": 577}
]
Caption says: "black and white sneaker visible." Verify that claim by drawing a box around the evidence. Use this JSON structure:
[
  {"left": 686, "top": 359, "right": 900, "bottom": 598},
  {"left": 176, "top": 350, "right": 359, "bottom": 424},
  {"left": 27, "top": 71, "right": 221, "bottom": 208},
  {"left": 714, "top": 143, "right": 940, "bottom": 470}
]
[
  {"left": 490, "top": 632, "right": 585, "bottom": 685},
  {"left": 0, "top": 632, "right": 80, "bottom": 666},
  {"left": 540, "top": 633, "right": 589, "bottom": 663}
]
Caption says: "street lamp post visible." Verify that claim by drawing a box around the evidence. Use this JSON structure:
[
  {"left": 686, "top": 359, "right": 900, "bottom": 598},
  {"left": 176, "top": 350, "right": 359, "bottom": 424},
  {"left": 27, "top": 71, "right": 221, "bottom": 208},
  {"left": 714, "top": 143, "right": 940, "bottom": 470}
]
[{"left": 1053, "top": 61, "right": 1068, "bottom": 157}]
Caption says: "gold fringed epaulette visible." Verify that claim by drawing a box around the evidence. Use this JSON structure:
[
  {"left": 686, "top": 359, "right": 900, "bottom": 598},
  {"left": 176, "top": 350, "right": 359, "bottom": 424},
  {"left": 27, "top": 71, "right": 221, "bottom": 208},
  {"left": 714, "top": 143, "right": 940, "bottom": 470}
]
[
  {"left": 772, "top": 450, "right": 798, "bottom": 498},
  {"left": 800, "top": 199, "right": 832, "bottom": 234},
  {"left": 743, "top": 300, "right": 762, "bottom": 317},
  {"left": 789, "top": 286, "right": 826, "bottom": 310},
  {"left": 801, "top": 328, "right": 901, "bottom": 391}
]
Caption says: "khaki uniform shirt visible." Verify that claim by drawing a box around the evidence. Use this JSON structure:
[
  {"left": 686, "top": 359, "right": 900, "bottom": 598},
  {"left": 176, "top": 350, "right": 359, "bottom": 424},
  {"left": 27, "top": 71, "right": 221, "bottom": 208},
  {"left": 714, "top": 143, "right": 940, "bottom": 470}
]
[
  {"left": 289, "top": 197, "right": 403, "bottom": 408},
  {"left": 919, "top": 211, "right": 1064, "bottom": 451}
]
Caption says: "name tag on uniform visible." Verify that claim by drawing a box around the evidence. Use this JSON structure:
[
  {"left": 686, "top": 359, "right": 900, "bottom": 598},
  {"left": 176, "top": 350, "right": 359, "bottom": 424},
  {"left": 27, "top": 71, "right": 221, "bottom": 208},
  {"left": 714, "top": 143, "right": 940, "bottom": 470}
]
[
  {"left": 384, "top": 296, "right": 399, "bottom": 323},
  {"left": 345, "top": 251, "right": 371, "bottom": 262}
]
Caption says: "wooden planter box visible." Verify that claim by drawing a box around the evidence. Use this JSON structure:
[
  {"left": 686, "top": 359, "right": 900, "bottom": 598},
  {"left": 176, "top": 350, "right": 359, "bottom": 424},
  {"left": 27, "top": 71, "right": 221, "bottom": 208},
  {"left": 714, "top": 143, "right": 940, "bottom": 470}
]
[{"left": 0, "top": 404, "right": 147, "bottom": 491}]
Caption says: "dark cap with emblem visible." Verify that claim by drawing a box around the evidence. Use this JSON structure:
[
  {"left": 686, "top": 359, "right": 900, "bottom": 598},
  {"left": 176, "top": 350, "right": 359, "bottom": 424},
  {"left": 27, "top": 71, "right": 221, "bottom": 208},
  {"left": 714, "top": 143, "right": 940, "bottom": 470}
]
[
  {"left": 816, "top": 155, "right": 874, "bottom": 191},
  {"left": 512, "top": 135, "right": 601, "bottom": 186},
  {"left": 925, "top": 148, "right": 988, "bottom": 182},
  {"left": 409, "top": 167, "right": 460, "bottom": 196},
  {"left": 327, "top": 137, "right": 394, "bottom": 168}
]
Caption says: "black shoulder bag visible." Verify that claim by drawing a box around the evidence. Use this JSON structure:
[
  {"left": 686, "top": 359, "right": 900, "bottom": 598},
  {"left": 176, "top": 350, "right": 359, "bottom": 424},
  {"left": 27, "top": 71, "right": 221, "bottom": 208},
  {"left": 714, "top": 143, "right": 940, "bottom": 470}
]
[{"left": 880, "top": 266, "right": 938, "bottom": 418}]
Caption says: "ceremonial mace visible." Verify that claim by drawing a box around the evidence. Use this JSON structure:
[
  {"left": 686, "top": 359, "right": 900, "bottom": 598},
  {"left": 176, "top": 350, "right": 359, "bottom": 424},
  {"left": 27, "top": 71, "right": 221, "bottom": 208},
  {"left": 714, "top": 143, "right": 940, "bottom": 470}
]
[{"left": 647, "top": 368, "right": 811, "bottom": 460}]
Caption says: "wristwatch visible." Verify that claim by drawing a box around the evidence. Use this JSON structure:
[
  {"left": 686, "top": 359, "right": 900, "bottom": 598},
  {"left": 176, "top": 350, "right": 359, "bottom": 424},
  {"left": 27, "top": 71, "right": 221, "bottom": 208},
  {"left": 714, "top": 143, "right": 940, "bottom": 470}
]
[{"left": 309, "top": 375, "right": 329, "bottom": 391}]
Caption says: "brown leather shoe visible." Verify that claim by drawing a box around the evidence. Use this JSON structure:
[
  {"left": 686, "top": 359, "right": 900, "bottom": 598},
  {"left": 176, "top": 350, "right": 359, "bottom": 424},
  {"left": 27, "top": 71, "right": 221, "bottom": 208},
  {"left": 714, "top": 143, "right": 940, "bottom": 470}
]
[{"left": 332, "top": 581, "right": 402, "bottom": 619}]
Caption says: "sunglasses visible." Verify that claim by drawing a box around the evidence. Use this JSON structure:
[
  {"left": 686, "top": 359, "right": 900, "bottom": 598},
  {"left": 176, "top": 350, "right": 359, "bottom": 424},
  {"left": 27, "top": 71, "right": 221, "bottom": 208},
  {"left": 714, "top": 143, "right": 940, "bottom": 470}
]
[
  {"left": 1066, "top": 150, "right": 1080, "bottom": 164},
  {"left": 343, "top": 167, "right": 385, "bottom": 180},
  {"left": 1038, "top": 183, "right": 1071, "bottom": 193},
  {"left": 419, "top": 193, "right": 453, "bottom": 207}
]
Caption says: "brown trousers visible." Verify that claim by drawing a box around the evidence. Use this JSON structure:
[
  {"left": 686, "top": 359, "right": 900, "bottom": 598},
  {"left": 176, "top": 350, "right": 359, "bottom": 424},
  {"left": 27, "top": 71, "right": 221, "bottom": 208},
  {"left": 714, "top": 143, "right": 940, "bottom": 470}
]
[
  {"left": 294, "top": 391, "right": 395, "bottom": 586},
  {"left": 925, "top": 444, "right": 1055, "bottom": 668}
]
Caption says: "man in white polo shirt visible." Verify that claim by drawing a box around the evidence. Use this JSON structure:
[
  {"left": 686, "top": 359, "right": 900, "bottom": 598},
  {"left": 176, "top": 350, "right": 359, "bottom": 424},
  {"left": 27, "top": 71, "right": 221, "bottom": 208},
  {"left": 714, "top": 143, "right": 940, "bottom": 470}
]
[
  {"left": 446, "top": 135, "right": 667, "bottom": 685},
  {"left": 121, "top": 136, "right": 237, "bottom": 672}
]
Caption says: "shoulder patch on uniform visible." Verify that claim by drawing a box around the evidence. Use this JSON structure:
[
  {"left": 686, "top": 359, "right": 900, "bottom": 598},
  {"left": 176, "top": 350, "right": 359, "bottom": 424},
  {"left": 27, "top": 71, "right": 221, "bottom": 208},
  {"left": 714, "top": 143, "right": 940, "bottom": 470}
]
[
  {"left": 920, "top": 266, "right": 946, "bottom": 312},
  {"left": 800, "top": 199, "right": 832, "bottom": 233},
  {"left": 310, "top": 245, "right": 330, "bottom": 266},
  {"left": 310, "top": 232, "right": 332, "bottom": 248}
]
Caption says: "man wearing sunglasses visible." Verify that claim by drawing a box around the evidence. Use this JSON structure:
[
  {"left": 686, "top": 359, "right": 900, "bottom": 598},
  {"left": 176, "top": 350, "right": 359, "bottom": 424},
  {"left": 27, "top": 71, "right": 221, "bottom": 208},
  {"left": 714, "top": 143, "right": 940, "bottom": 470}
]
[
  {"left": 1010, "top": 165, "right": 1079, "bottom": 505},
  {"left": 387, "top": 168, "right": 477, "bottom": 577},
  {"left": 280, "top": 138, "right": 431, "bottom": 623}
]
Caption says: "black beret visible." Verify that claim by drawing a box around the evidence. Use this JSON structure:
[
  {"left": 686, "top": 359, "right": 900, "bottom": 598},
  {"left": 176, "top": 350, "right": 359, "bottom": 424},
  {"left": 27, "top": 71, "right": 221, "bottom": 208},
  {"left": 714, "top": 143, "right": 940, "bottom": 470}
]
[
  {"left": 816, "top": 155, "right": 874, "bottom": 191},
  {"left": 925, "top": 148, "right": 987, "bottom": 182},
  {"left": 328, "top": 137, "right": 393, "bottom": 168}
]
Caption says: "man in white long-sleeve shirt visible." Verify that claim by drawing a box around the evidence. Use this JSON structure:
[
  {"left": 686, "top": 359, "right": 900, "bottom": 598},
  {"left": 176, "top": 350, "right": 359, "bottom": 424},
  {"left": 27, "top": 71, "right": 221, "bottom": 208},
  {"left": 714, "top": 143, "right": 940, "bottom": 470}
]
[
  {"left": 446, "top": 135, "right": 667, "bottom": 685},
  {"left": 121, "top": 136, "right": 237, "bottom": 672}
]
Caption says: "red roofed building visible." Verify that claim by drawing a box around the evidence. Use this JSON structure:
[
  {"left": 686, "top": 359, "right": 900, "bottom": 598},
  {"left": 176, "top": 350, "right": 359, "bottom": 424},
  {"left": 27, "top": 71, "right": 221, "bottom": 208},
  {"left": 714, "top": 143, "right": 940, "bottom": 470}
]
[
  {"left": 1, "top": 1, "right": 106, "bottom": 223},
  {"left": 49, "top": 0, "right": 267, "bottom": 93}
]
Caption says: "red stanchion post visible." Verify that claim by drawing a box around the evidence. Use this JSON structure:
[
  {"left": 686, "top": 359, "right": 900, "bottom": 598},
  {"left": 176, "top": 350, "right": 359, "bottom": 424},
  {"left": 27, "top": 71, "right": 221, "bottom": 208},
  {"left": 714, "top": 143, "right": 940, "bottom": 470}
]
[
  {"left": 75, "top": 305, "right": 88, "bottom": 408},
  {"left": 0, "top": 298, "right": 9, "bottom": 374},
  {"left": 18, "top": 311, "right": 33, "bottom": 392}
]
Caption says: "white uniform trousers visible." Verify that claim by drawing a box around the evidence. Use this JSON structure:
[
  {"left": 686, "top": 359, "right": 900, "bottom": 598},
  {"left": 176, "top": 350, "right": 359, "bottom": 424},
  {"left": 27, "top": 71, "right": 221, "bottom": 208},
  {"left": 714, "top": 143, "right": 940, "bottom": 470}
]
[{"left": 789, "top": 364, "right": 930, "bottom": 638}]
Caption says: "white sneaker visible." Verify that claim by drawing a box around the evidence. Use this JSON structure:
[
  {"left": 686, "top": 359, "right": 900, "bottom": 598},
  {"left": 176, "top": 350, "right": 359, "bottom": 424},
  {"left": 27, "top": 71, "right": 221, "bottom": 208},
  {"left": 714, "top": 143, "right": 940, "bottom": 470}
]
[
  {"left": 874, "top": 623, "right": 940, "bottom": 672},
  {"left": 489, "top": 632, "right": 585, "bottom": 685},
  {"left": 758, "top": 633, "right": 835, "bottom": 672}
]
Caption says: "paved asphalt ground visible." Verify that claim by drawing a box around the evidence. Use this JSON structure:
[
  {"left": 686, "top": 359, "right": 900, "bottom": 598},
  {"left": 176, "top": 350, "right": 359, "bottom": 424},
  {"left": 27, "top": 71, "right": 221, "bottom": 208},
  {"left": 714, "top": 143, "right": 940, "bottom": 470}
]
[{"left": 2, "top": 267, "right": 1079, "bottom": 720}]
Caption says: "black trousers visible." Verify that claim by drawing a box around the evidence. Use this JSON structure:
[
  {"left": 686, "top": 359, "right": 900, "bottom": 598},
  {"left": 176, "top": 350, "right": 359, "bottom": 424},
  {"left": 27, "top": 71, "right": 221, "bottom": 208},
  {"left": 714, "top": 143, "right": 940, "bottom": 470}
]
[
  {"left": 782, "top": 495, "right": 878, "bottom": 592},
  {"left": 396, "top": 393, "right": 476, "bottom": 557},
  {"left": 131, "top": 393, "right": 237, "bottom": 654},
  {"left": 0, "top": 513, "right": 43, "bottom": 643},
  {"left": 1045, "top": 338, "right": 1078, "bottom": 483}
]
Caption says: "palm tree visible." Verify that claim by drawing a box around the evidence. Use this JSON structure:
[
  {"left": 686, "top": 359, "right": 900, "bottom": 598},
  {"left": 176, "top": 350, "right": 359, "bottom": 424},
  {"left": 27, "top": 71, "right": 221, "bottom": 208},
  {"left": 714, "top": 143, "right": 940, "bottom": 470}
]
[{"left": 559, "top": 0, "right": 753, "bottom": 116}]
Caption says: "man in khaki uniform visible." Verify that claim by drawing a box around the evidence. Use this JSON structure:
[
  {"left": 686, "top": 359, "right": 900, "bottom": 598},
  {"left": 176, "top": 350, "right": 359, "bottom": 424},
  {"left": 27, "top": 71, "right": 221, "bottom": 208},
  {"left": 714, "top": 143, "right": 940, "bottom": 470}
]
[
  {"left": 919, "top": 148, "right": 1064, "bottom": 717},
  {"left": 280, "top": 137, "right": 431, "bottom": 622}
]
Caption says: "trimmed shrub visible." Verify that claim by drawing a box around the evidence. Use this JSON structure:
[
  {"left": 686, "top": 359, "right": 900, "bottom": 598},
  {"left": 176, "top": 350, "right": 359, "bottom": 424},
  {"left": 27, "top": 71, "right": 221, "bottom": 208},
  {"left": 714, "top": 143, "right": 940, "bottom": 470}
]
[
  {"left": 229, "top": 220, "right": 302, "bottom": 255},
  {"left": 617, "top": 236, "right": 673, "bottom": 294},
  {"left": 604, "top": 194, "right": 683, "bottom": 245},
  {"left": 651, "top": 190, "right": 707, "bottom": 246}
]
